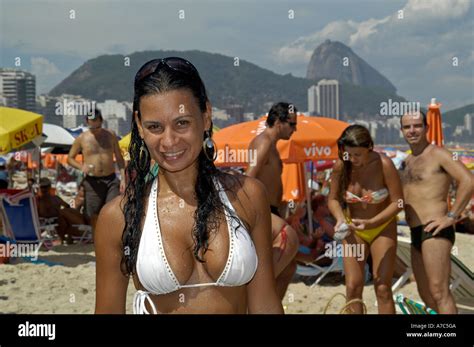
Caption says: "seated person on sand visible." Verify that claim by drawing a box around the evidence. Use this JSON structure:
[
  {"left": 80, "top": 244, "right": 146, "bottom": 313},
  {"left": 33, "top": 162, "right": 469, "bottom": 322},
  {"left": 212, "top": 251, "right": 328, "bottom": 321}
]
[
  {"left": 60, "top": 181, "right": 90, "bottom": 243},
  {"left": 291, "top": 197, "right": 335, "bottom": 265},
  {"left": 36, "top": 178, "right": 88, "bottom": 244}
]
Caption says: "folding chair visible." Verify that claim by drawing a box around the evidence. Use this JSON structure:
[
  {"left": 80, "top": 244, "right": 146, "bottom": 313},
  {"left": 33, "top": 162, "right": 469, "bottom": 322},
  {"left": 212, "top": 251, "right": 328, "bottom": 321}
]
[
  {"left": 0, "top": 190, "right": 59, "bottom": 254},
  {"left": 296, "top": 245, "right": 345, "bottom": 287},
  {"left": 449, "top": 253, "right": 474, "bottom": 312},
  {"left": 394, "top": 235, "right": 474, "bottom": 312},
  {"left": 392, "top": 236, "right": 413, "bottom": 292},
  {"left": 38, "top": 216, "right": 59, "bottom": 244},
  {"left": 72, "top": 224, "right": 93, "bottom": 244}
]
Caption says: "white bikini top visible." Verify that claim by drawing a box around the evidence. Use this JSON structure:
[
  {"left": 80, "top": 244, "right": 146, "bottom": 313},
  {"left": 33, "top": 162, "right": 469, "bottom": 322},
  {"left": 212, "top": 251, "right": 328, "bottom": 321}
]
[{"left": 133, "top": 176, "right": 258, "bottom": 314}]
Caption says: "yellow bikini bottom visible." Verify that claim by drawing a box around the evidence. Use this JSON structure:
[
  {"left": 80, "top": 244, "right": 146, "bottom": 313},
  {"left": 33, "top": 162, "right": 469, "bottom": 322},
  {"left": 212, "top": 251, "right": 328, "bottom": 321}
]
[{"left": 345, "top": 216, "right": 396, "bottom": 244}]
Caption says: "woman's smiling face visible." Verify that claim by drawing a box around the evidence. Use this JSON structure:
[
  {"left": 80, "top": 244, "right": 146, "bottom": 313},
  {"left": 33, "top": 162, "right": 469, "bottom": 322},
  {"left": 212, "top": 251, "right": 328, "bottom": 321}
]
[{"left": 136, "top": 89, "right": 211, "bottom": 173}]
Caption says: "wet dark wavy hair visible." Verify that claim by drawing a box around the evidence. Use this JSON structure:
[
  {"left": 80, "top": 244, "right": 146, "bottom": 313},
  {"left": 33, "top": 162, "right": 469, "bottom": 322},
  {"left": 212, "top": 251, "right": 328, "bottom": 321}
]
[
  {"left": 121, "top": 60, "right": 242, "bottom": 275},
  {"left": 336, "top": 124, "right": 374, "bottom": 204}
]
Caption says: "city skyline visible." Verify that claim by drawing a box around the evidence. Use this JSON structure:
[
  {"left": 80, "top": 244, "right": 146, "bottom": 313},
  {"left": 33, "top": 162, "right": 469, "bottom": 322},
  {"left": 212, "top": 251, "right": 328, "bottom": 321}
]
[{"left": 1, "top": 0, "right": 473, "bottom": 112}]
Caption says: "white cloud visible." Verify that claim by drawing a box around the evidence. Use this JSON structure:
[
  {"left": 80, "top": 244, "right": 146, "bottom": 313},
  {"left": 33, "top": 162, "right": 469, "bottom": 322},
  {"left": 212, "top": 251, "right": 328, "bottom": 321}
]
[
  {"left": 30, "top": 57, "right": 60, "bottom": 76},
  {"left": 276, "top": 44, "right": 313, "bottom": 64},
  {"left": 405, "top": 0, "right": 470, "bottom": 19},
  {"left": 348, "top": 17, "right": 389, "bottom": 46}
]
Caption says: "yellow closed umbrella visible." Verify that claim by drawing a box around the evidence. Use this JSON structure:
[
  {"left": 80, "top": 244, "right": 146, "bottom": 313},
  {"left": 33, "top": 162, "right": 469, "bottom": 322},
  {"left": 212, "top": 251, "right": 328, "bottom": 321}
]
[
  {"left": 119, "top": 132, "right": 131, "bottom": 154},
  {"left": 118, "top": 133, "right": 131, "bottom": 161},
  {"left": 0, "top": 107, "right": 43, "bottom": 154}
]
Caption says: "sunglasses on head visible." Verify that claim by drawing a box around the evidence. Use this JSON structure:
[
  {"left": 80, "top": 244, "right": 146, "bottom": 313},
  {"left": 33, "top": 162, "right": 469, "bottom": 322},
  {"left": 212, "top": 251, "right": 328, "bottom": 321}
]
[{"left": 134, "top": 57, "right": 200, "bottom": 85}]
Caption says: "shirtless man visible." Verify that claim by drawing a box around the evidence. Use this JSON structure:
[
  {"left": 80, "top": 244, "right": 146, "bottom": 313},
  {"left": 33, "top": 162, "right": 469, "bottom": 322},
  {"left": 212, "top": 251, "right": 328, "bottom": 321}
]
[
  {"left": 400, "top": 111, "right": 473, "bottom": 314},
  {"left": 246, "top": 102, "right": 299, "bottom": 300},
  {"left": 67, "top": 110, "right": 126, "bottom": 230}
]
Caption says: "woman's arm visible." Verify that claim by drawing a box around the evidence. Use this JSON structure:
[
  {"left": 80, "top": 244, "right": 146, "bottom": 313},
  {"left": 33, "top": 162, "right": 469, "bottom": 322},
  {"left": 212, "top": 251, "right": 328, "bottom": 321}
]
[
  {"left": 328, "top": 160, "right": 346, "bottom": 227},
  {"left": 95, "top": 196, "right": 130, "bottom": 314},
  {"left": 243, "top": 177, "right": 284, "bottom": 314},
  {"left": 354, "top": 155, "right": 403, "bottom": 229}
]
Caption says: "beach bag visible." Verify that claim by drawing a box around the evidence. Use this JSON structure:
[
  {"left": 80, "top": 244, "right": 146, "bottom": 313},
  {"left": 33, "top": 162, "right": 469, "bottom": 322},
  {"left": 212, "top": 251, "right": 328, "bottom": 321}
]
[{"left": 324, "top": 293, "right": 367, "bottom": 314}]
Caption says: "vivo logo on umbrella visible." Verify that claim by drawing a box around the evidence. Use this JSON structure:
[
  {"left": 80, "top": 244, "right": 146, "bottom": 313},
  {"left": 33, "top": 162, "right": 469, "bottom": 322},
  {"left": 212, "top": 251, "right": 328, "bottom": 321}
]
[
  {"left": 291, "top": 189, "right": 299, "bottom": 198},
  {"left": 303, "top": 143, "right": 331, "bottom": 157},
  {"left": 255, "top": 120, "right": 267, "bottom": 136}
]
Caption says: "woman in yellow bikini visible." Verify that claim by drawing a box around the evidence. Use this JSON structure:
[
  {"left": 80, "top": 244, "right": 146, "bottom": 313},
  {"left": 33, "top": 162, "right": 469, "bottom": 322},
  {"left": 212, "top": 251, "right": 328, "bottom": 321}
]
[{"left": 328, "top": 125, "right": 403, "bottom": 314}]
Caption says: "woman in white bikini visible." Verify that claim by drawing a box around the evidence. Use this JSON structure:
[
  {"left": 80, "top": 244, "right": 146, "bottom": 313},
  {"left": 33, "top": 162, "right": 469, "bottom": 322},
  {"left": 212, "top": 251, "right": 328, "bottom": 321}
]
[{"left": 94, "top": 57, "right": 282, "bottom": 314}]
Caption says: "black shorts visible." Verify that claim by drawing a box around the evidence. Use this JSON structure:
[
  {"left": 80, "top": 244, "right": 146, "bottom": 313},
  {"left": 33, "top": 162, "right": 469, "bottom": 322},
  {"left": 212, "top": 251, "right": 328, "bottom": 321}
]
[
  {"left": 410, "top": 224, "right": 456, "bottom": 251},
  {"left": 270, "top": 205, "right": 281, "bottom": 217},
  {"left": 83, "top": 173, "right": 120, "bottom": 219}
]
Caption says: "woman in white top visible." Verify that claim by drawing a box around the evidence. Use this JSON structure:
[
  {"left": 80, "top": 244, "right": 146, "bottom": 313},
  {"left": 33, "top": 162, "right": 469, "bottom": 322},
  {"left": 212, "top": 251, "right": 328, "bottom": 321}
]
[{"left": 94, "top": 57, "right": 282, "bottom": 314}]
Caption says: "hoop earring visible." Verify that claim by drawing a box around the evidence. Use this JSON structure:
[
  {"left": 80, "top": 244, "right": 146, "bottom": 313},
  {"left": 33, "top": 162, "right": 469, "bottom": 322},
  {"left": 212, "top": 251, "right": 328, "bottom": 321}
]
[
  {"left": 202, "top": 130, "right": 217, "bottom": 161},
  {"left": 138, "top": 139, "right": 149, "bottom": 171}
]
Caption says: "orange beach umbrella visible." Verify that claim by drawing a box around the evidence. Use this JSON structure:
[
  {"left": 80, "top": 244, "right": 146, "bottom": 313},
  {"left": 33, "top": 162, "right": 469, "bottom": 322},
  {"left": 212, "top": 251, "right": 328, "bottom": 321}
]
[
  {"left": 213, "top": 115, "right": 348, "bottom": 166},
  {"left": 281, "top": 162, "right": 307, "bottom": 202}
]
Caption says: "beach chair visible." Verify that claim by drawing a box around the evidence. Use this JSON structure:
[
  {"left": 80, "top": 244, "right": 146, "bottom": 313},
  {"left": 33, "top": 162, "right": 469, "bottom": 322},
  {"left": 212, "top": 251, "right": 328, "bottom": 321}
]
[
  {"left": 38, "top": 216, "right": 60, "bottom": 243},
  {"left": 392, "top": 236, "right": 413, "bottom": 292},
  {"left": 0, "top": 190, "right": 58, "bottom": 253},
  {"left": 72, "top": 224, "right": 93, "bottom": 244},
  {"left": 296, "top": 245, "right": 345, "bottom": 287},
  {"left": 394, "top": 235, "right": 474, "bottom": 312},
  {"left": 449, "top": 253, "right": 474, "bottom": 312}
]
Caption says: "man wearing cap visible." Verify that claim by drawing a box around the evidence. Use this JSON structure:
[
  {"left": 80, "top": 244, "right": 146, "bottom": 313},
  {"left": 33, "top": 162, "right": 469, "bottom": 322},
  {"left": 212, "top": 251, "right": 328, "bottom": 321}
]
[{"left": 67, "top": 109, "right": 125, "bottom": 231}]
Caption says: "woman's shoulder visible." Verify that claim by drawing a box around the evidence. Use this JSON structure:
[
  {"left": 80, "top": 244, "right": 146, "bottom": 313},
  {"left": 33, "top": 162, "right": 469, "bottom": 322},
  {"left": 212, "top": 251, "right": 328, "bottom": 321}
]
[
  {"left": 100, "top": 194, "right": 124, "bottom": 218},
  {"left": 219, "top": 172, "right": 269, "bottom": 228},
  {"left": 375, "top": 151, "right": 396, "bottom": 170},
  {"left": 220, "top": 171, "right": 267, "bottom": 202},
  {"left": 332, "top": 159, "right": 344, "bottom": 173},
  {"left": 96, "top": 195, "right": 125, "bottom": 241}
]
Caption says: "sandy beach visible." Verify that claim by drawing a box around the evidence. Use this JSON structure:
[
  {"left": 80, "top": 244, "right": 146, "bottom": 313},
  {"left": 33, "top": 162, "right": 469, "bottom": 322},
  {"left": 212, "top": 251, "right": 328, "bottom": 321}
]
[{"left": 1, "top": 228, "right": 472, "bottom": 314}]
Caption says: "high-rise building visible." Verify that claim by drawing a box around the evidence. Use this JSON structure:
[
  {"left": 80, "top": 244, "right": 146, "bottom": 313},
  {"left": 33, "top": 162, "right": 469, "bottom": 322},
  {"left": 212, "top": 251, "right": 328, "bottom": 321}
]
[
  {"left": 97, "top": 100, "right": 129, "bottom": 121},
  {"left": 0, "top": 69, "right": 36, "bottom": 112},
  {"left": 464, "top": 113, "right": 472, "bottom": 135},
  {"left": 105, "top": 115, "right": 130, "bottom": 137},
  {"left": 37, "top": 95, "right": 63, "bottom": 127},
  {"left": 96, "top": 100, "right": 133, "bottom": 135},
  {"left": 316, "top": 79, "right": 339, "bottom": 120},
  {"left": 307, "top": 85, "right": 318, "bottom": 115},
  {"left": 53, "top": 94, "right": 96, "bottom": 128}
]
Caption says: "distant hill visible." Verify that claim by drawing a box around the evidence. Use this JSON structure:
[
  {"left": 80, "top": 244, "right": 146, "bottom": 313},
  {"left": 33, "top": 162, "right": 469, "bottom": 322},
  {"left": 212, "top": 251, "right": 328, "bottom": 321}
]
[
  {"left": 443, "top": 104, "right": 474, "bottom": 127},
  {"left": 50, "top": 49, "right": 405, "bottom": 117},
  {"left": 307, "top": 40, "right": 397, "bottom": 94}
]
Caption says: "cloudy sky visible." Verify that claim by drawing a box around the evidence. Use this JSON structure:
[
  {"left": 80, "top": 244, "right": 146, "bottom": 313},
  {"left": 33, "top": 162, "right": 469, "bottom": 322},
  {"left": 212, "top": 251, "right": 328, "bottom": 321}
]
[{"left": 1, "top": 0, "right": 473, "bottom": 111}]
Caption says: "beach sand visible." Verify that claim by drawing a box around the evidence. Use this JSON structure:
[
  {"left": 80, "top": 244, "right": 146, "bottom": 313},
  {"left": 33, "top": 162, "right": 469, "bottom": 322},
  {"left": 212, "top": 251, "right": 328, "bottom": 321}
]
[{"left": 0, "top": 229, "right": 472, "bottom": 314}]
